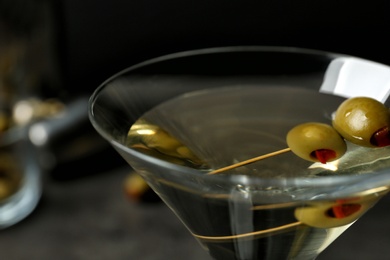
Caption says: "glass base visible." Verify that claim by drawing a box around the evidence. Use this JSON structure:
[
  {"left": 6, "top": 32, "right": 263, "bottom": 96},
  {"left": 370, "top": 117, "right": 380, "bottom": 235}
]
[{"left": 0, "top": 158, "right": 41, "bottom": 229}]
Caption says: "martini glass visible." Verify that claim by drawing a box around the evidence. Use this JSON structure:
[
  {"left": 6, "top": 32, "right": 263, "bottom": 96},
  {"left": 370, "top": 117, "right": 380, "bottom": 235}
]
[{"left": 89, "top": 46, "right": 390, "bottom": 260}]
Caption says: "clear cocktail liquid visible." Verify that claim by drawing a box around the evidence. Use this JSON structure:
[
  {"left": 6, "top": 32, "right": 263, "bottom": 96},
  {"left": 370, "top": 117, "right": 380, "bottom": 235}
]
[{"left": 126, "top": 86, "right": 390, "bottom": 260}]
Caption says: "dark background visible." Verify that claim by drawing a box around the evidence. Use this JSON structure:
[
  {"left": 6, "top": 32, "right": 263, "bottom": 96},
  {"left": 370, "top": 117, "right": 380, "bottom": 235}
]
[
  {"left": 2, "top": 1, "right": 390, "bottom": 259},
  {"left": 58, "top": 0, "right": 390, "bottom": 97}
]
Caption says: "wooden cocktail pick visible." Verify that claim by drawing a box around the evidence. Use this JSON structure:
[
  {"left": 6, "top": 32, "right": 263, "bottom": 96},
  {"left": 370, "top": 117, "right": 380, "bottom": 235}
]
[{"left": 208, "top": 148, "right": 291, "bottom": 175}]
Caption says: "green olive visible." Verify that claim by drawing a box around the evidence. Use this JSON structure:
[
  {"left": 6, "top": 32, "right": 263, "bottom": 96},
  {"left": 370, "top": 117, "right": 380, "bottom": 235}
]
[
  {"left": 127, "top": 119, "right": 205, "bottom": 166},
  {"left": 294, "top": 196, "right": 379, "bottom": 228},
  {"left": 332, "top": 97, "right": 390, "bottom": 147},
  {"left": 286, "top": 122, "right": 346, "bottom": 163},
  {"left": 124, "top": 173, "right": 152, "bottom": 202}
]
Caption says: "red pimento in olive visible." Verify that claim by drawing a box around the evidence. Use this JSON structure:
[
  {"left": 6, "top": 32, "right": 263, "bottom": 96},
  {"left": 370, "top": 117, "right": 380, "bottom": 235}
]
[
  {"left": 328, "top": 204, "right": 362, "bottom": 219},
  {"left": 370, "top": 126, "right": 390, "bottom": 147},
  {"left": 312, "top": 149, "right": 337, "bottom": 164}
]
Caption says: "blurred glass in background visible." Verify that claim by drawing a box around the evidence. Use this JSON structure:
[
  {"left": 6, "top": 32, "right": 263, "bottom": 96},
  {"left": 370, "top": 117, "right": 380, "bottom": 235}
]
[
  {"left": 0, "top": 0, "right": 61, "bottom": 228},
  {"left": 0, "top": 0, "right": 127, "bottom": 229}
]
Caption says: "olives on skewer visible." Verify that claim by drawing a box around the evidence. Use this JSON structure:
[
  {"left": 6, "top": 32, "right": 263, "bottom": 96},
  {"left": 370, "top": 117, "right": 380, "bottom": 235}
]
[
  {"left": 333, "top": 97, "right": 390, "bottom": 147},
  {"left": 287, "top": 97, "right": 390, "bottom": 164},
  {"left": 207, "top": 96, "right": 390, "bottom": 174},
  {"left": 286, "top": 123, "right": 347, "bottom": 164}
]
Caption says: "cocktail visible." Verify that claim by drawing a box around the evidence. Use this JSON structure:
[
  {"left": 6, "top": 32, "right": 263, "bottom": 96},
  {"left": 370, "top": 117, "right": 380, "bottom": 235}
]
[{"left": 88, "top": 47, "right": 390, "bottom": 259}]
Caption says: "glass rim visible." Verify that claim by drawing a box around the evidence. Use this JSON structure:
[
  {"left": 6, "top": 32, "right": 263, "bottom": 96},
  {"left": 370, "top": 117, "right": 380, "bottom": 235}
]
[{"left": 88, "top": 45, "right": 390, "bottom": 192}]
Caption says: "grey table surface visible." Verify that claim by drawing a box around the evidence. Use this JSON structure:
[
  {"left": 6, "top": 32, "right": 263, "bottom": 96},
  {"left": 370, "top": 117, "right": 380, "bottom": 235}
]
[{"left": 1, "top": 165, "right": 390, "bottom": 260}]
